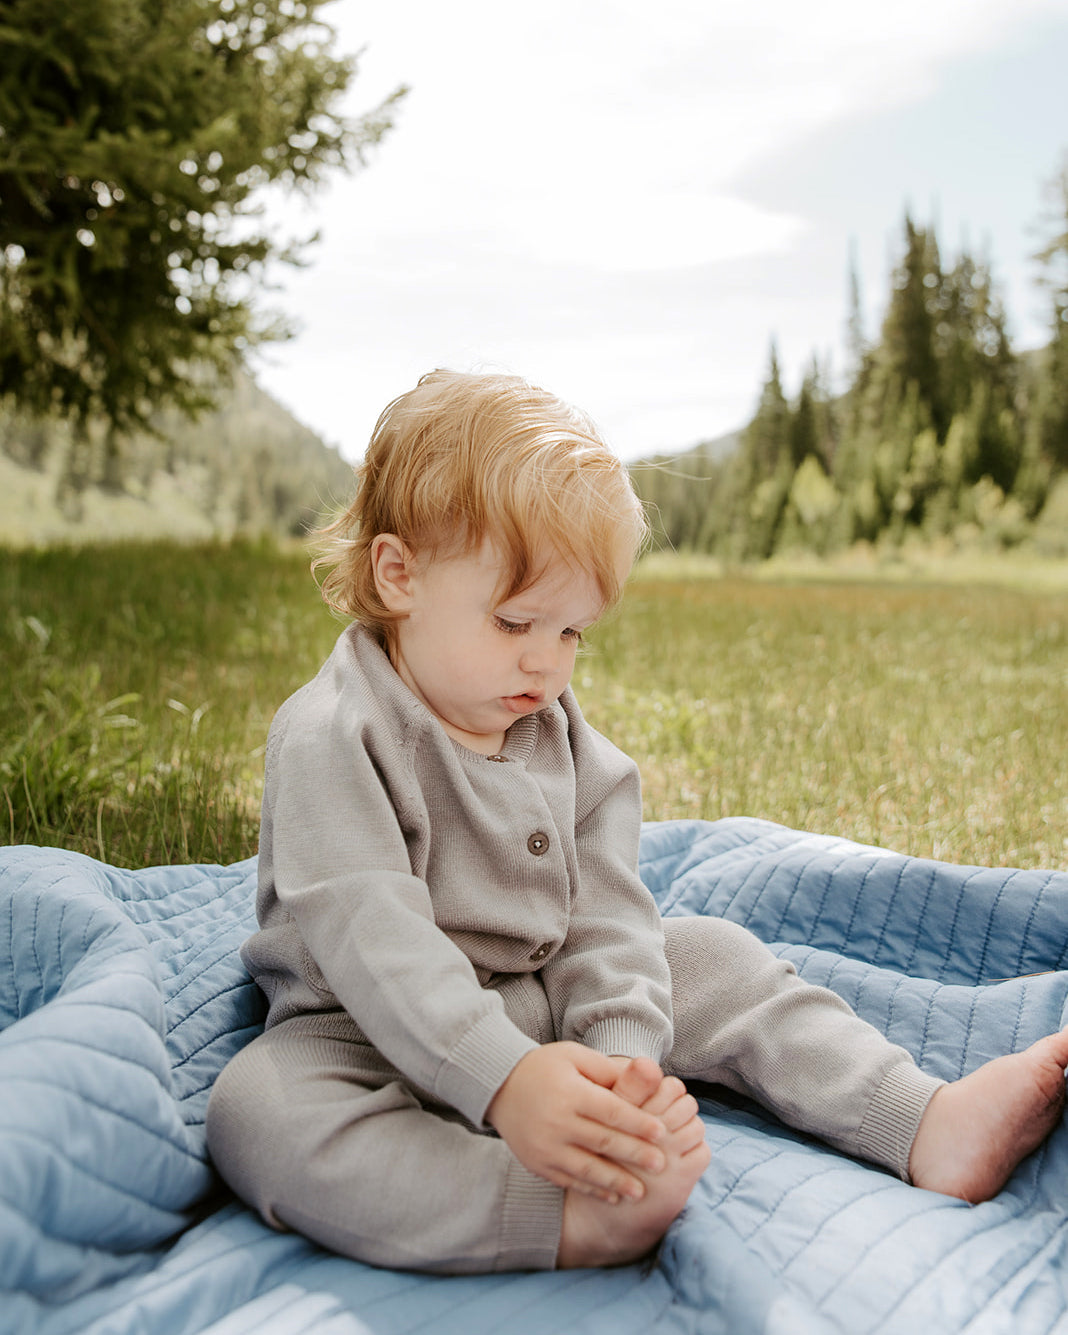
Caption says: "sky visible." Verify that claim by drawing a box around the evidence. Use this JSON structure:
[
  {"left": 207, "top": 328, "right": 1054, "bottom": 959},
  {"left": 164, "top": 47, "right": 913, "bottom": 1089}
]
[{"left": 250, "top": 0, "right": 1068, "bottom": 463}]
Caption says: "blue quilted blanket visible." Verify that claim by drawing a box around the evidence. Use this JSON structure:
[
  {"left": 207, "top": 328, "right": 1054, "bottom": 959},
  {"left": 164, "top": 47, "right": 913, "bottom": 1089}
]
[{"left": 4, "top": 818, "right": 1068, "bottom": 1334}]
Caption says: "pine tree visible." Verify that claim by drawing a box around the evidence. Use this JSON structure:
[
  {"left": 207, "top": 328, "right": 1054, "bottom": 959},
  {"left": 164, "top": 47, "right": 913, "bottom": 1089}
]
[
  {"left": 733, "top": 344, "right": 794, "bottom": 557},
  {"left": 789, "top": 375, "right": 818, "bottom": 469},
  {"left": 845, "top": 243, "right": 868, "bottom": 382},
  {"left": 937, "top": 252, "right": 1019, "bottom": 490},
  {"left": 879, "top": 214, "right": 947, "bottom": 438},
  {"left": 1031, "top": 154, "right": 1068, "bottom": 474},
  {"left": 741, "top": 342, "right": 791, "bottom": 478},
  {"left": 0, "top": 0, "right": 404, "bottom": 458},
  {"left": 790, "top": 358, "right": 835, "bottom": 470}
]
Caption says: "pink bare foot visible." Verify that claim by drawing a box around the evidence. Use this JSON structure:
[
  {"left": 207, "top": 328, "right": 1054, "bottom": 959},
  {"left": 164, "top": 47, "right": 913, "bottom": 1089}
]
[
  {"left": 558, "top": 1069, "right": 710, "bottom": 1268},
  {"left": 909, "top": 1029, "right": 1068, "bottom": 1203}
]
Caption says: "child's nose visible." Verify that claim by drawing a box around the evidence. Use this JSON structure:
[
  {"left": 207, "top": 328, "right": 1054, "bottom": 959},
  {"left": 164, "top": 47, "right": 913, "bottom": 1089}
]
[{"left": 520, "top": 637, "right": 566, "bottom": 676}]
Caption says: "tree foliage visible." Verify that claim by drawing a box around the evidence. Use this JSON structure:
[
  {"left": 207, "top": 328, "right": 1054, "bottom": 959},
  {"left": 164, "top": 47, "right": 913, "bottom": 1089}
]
[
  {"left": 1031, "top": 153, "right": 1068, "bottom": 473},
  {"left": 0, "top": 0, "right": 403, "bottom": 441},
  {"left": 632, "top": 162, "right": 1068, "bottom": 561}
]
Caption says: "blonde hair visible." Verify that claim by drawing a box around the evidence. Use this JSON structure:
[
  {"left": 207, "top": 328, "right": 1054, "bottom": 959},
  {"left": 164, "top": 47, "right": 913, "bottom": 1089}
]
[{"left": 314, "top": 369, "right": 648, "bottom": 644}]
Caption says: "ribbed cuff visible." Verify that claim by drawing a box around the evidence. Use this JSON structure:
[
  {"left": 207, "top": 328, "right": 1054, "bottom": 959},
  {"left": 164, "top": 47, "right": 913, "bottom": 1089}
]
[
  {"left": 437, "top": 1012, "right": 540, "bottom": 1128},
  {"left": 497, "top": 1160, "right": 565, "bottom": 1271},
  {"left": 856, "top": 1060, "right": 945, "bottom": 1180},
  {"left": 582, "top": 1017, "right": 667, "bottom": 1064}
]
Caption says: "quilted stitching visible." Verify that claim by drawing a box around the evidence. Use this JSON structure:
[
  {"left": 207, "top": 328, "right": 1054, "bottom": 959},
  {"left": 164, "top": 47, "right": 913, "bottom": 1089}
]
[{"left": 4, "top": 821, "right": 1068, "bottom": 1335}]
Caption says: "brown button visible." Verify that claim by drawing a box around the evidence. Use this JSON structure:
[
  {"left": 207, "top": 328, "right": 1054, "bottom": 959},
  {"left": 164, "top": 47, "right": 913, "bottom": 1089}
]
[
  {"left": 529, "top": 942, "right": 552, "bottom": 962},
  {"left": 486, "top": 754, "right": 510, "bottom": 763},
  {"left": 527, "top": 832, "right": 549, "bottom": 856}
]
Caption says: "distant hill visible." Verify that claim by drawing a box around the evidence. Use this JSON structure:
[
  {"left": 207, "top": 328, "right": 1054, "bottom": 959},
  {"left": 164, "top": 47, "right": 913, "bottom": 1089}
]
[
  {"left": 627, "top": 426, "right": 742, "bottom": 552},
  {"left": 629, "top": 425, "right": 742, "bottom": 473},
  {"left": 0, "top": 369, "right": 355, "bottom": 546}
]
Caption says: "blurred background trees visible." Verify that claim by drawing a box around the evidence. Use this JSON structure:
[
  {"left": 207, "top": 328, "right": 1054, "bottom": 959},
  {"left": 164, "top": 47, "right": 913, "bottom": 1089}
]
[
  {"left": 633, "top": 151, "right": 1068, "bottom": 562},
  {"left": 0, "top": 0, "right": 402, "bottom": 513},
  {"left": 1031, "top": 158, "right": 1068, "bottom": 480},
  {"left": 1, "top": 0, "right": 1063, "bottom": 561}
]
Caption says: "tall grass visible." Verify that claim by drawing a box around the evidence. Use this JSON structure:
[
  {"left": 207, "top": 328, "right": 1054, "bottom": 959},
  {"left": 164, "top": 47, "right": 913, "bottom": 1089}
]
[
  {"left": 1, "top": 542, "right": 339, "bottom": 865},
  {"left": 2, "top": 542, "right": 1065, "bottom": 870},
  {"left": 582, "top": 575, "right": 1068, "bottom": 869}
]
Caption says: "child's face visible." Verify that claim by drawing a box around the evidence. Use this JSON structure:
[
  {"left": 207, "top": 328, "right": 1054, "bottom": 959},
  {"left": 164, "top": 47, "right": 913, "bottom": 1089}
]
[{"left": 386, "top": 539, "right": 610, "bottom": 755}]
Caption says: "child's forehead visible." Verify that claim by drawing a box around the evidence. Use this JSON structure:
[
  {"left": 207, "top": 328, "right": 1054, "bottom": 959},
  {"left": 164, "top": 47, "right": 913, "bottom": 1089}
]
[
  {"left": 446, "top": 534, "right": 581, "bottom": 586},
  {"left": 430, "top": 532, "right": 618, "bottom": 619},
  {"left": 494, "top": 557, "right": 606, "bottom": 620}
]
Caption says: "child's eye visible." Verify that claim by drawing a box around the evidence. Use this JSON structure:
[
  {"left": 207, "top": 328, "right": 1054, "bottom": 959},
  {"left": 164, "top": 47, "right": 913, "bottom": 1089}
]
[
  {"left": 562, "top": 627, "right": 583, "bottom": 643},
  {"left": 494, "top": 616, "right": 530, "bottom": 635}
]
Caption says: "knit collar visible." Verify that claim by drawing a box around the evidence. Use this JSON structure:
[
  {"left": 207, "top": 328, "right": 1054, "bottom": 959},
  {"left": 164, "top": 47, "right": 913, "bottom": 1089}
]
[{"left": 344, "top": 621, "right": 553, "bottom": 766}]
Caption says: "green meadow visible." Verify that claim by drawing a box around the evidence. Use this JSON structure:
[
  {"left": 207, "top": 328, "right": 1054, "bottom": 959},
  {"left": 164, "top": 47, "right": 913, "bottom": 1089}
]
[{"left": 2, "top": 541, "right": 1065, "bottom": 871}]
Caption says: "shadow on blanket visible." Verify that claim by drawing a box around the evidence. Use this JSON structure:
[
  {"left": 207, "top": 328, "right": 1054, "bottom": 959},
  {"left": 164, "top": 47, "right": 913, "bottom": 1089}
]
[{"left": 3, "top": 817, "right": 1068, "bottom": 1335}]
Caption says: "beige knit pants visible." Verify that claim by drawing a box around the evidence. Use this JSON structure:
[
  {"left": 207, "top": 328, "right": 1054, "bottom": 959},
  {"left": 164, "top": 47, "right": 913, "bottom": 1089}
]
[{"left": 205, "top": 915, "right": 941, "bottom": 1274}]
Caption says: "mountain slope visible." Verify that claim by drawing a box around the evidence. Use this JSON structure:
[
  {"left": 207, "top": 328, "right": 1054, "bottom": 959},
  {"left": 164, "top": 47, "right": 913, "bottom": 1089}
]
[{"left": 0, "top": 370, "right": 355, "bottom": 546}]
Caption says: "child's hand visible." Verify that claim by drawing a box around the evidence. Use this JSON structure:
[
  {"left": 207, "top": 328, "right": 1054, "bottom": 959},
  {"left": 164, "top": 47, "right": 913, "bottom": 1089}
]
[{"left": 485, "top": 1042, "right": 668, "bottom": 1202}]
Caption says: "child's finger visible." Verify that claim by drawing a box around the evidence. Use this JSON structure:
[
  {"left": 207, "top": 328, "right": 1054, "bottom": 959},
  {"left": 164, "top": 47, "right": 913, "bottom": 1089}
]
[
  {"left": 563, "top": 1149, "right": 647, "bottom": 1202},
  {"left": 573, "top": 1113, "right": 668, "bottom": 1175},
  {"left": 572, "top": 1182, "right": 625, "bottom": 1204},
  {"left": 638, "top": 1075, "right": 689, "bottom": 1118},
  {"left": 579, "top": 1081, "right": 667, "bottom": 1146}
]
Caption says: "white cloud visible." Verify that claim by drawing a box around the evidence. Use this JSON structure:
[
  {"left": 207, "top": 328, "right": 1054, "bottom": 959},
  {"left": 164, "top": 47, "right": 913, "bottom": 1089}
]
[
  {"left": 252, "top": 0, "right": 1067, "bottom": 461},
  {"left": 317, "top": 0, "right": 1064, "bottom": 281}
]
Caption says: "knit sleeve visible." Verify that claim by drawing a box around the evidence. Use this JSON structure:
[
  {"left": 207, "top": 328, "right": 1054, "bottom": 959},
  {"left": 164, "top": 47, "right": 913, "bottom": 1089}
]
[
  {"left": 535, "top": 694, "right": 674, "bottom": 1062},
  {"left": 258, "top": 685, "right": 537, "bottom": 1128}
]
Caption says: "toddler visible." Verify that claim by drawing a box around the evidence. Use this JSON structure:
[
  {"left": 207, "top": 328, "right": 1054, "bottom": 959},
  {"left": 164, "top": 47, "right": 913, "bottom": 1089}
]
[{"left": 207, "top": 369, "right": 1068, "bottom": 1274}]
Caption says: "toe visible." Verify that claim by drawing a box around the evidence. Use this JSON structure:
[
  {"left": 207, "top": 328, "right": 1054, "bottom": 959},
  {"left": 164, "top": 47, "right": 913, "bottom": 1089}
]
[
  {"left": 640, "top": 1076, "right": 688, "bottom": 1118},
  {"left": 612, "top": 1057, "right": 664, "bottom": 1107},
  {"left": 1033, "top": 1028, "right": 1068, "bottom": 1073}
]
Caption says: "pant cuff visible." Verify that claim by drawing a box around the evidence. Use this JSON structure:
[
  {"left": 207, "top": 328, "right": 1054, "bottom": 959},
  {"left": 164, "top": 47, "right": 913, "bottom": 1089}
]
[
  {"left": 497, "top": 1159, "right": 565, "bottom": 1271},
  {"left": 856, "top": 1059, "right": 945, "bottom": 1180}
]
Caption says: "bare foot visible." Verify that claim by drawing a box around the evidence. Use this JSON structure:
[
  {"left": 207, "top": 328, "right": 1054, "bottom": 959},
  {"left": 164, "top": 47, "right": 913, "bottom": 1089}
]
[
  {"left": 909, "top": 1029, "right": 1068, "bottom": 1203},
  {"left": 557, "top": 1070, "right": 710, "bottom": 1268}
]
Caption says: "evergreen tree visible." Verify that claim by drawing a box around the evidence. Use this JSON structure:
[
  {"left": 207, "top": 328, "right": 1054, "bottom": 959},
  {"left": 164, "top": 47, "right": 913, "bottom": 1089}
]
[
  {"left": 845, "top": 243, "right": 867, "bottom": 379},
  {"left": 741, "top": 341, "right": 791, "bottom": 477},
  {"left": 938, "top": 252, "right": 1019, "bottom": 490},
  {"left": 0, "top": 0, "right": 404, "bottom": 455},
  {"left": 789, "top": 375, "right": 819, "bottom": 469},
  {"left": 879, "top": 214, "right": 947, "bottom": 438},
  {"left": 1031, "top": 154, "right": 1068, "bottom": 473},
  {"left": 629, "top": 178, "right": 1065, "bottom": 560},
  {"left": 790, "top": 358, "right": 835, "bottom": 470},
  {"left": 733, "top": 344, "right": 793, "bottom": 558}
]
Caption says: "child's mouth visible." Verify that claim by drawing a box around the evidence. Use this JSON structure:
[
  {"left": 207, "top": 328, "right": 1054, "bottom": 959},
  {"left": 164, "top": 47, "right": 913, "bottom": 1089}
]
[{"left": 503, "top": 693, "right": 543, "bottom": 714}]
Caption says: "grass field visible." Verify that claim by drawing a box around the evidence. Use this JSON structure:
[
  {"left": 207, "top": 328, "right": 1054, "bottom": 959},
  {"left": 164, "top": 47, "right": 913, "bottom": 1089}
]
[{"left": 2, "top": 541, "right": 1066, "bottom": 870}]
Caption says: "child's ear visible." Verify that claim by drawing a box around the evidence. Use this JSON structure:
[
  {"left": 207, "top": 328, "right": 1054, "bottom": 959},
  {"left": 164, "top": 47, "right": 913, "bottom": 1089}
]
[{"left": 371, "top": 534, "right": 417, "bottom": 612}]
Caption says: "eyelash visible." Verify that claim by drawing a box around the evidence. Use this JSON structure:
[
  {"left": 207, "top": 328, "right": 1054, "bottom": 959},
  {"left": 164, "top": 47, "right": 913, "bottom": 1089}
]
[{"left": 494, "top": 616, "right": 583, "bottom": 643}]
